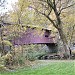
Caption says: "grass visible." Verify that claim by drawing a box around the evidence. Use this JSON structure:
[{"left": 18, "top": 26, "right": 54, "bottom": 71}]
[{"left": 0, "top": 60, "right": 75, "bottom": 75}]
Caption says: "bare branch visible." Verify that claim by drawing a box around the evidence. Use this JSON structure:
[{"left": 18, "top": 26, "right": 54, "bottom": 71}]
[
  {"left": 47, "top": 8, "right": 52, "bottom": 16},
  {"left": 0, "top": 21, "right": 17, "bottom": 26},
  {"left": 47, "top": 0, "right": 54, "bottom": 9},
  {"left": 0, "top": 0, "right": 5, "bottom": 6},
  {"left": 59, "top": 3, "right": 75, "bottom": 14},
  {"left": 29, "top": 6, "right": 58, "bottom": 29}
]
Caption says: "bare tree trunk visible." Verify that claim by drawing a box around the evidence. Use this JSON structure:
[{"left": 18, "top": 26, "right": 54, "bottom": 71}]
[
  {"left": 53, "top": 5, "right": 70, "bottom": 57},
  {"left": 58, "top": 27, "right": 70, "bottom": 57}
]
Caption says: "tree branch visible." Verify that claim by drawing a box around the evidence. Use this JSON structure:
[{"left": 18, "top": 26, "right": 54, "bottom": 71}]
[
  {"left": 0, "top": 0, "right": 5, "bottom": 6},
  {"left": 29, "top": 6, "right": 58, "bottom": 29},
  {"left": 47, "top": 0, "right": 54, "bottom": 9},
  {"left": 59, "top": 3, "right": 75, "bottom": 14}
]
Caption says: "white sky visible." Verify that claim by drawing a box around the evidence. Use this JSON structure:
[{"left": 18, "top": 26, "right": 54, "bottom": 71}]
[{"left": 0, "top": 0, "right": 18, "bottom": 13}]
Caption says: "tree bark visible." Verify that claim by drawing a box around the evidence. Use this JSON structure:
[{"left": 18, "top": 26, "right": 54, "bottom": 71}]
[{"left": 58, "top": 26, "right": 70, "bottom": 56}]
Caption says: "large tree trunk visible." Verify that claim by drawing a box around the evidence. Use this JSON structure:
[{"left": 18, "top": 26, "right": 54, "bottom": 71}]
[
  {"left": 58, "top": 27, "right": 70, "bottom": 57},
  {"left": 53, "top": 7, "right": 70, "bottom": 57}
]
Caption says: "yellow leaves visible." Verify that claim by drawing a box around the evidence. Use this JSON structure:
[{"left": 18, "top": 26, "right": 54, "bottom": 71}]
[
  {"left": 62, "top": 11, "right": 75, "bottom": 42},
  {"left": 9, "top": 0, "right": 32, "bottom": 24},
  {"left": 9, "top": 12, "right": 18, "bottom": 23},
  {"left": 18, "top": 0, "right": 31, "bottom": 12},
  {"left": 2, "top": 52, "right": 12, "bottom": 62},
  {"left": 65, "top": 14, "right": 75, "bottom": 23},
  {"left": 23, "top": 26, "right": 27, "bottom": 31},
  {"left": 2, "top": 40, "right": 12, "bottom": 46}
]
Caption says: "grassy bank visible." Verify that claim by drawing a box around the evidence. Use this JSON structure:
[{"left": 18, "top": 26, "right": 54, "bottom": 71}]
[{"left": 0, "top": 60, "right": 75, "bottom": 75}]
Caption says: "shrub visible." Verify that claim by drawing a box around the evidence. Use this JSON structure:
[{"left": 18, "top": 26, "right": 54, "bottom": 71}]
[
  {"left": 1, "top": 52, "right": 13, "bottom": 67},
  {"left": 0, "top": 55, "right": 7, "bottom": 72}
]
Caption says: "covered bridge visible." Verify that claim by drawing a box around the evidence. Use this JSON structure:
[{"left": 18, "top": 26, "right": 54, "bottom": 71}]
[{"left": 12, "top": 26, "right": 58, "bottom": 53}]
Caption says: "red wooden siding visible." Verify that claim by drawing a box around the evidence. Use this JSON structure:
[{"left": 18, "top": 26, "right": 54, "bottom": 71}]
[{"left": 12, "top": 27, "right": 56, "bottom": 45}]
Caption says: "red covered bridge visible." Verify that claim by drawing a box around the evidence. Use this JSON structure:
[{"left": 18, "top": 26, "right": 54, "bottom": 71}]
[
  {"left": 12, "top": 26, "right": 57, "bottom": 45},
  {"left": 12, "top": 26, "right": 57, "bottom": 53}
]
